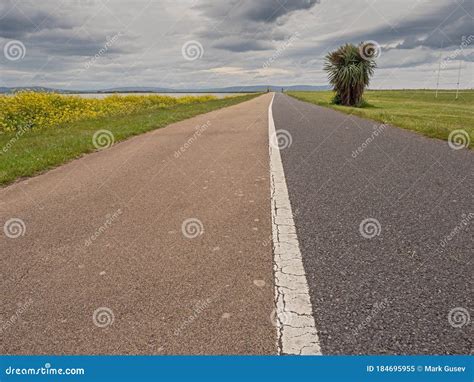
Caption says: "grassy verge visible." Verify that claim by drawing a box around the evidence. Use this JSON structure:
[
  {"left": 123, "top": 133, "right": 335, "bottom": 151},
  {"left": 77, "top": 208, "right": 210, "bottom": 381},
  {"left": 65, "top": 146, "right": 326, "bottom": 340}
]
[
  {"left": 0, "top": 94, "right": 259, "bottom": 186},
  {"left": 287, "top": 90, "right": 473, "bottom": 148}
]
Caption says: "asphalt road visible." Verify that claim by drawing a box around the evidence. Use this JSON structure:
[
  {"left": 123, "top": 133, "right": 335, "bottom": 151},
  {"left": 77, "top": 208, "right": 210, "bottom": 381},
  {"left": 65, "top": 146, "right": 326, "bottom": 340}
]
[
  {"left": 272, "top": 93, "right": 473, "bottom": 354},
  {"left": 0, "top": 94, "right": 275, "bottom": 354},
  {"left": 1, "top": 92, "right": 471, "bottom": 355}
]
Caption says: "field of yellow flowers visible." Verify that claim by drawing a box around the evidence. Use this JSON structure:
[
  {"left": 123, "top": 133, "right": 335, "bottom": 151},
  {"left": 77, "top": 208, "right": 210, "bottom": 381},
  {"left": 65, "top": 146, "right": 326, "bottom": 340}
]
[
  {"left": 0, "top": 92, "right": 257, "bottom": 186},
  {"left": 0, "top": 92, "right": 216, "bottom": 132}
]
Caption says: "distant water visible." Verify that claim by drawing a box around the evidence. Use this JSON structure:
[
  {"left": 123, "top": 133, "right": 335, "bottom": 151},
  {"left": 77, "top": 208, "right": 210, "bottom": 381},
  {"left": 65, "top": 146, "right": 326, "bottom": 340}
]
[{"left": 68, "top": 92, "right": 246, "bottom": 99}]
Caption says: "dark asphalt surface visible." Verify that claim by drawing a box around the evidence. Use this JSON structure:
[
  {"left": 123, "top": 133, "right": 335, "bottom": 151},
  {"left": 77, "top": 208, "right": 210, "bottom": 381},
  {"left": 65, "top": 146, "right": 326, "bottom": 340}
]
[{"left": 273, "top": 93, "right": 473, "bottom": 354}]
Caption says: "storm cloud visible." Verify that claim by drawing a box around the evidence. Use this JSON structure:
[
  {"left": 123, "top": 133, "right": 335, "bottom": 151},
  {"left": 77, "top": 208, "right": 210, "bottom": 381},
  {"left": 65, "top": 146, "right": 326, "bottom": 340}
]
[
  {"left": 195, "top": 0, "right": 320, "bottom": 23},
  {"left": 0, "top": 1, "right": 77, "bottom": 38},
  {"left": 0, "top": 0, "right": 472, "bottom": 90},
  {"left": 367, "top": 1, "right": 472, "bottom": 50}
]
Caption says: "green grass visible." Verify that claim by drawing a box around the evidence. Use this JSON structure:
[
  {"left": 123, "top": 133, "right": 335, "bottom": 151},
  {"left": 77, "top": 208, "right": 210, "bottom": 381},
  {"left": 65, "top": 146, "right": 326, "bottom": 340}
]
[
  {"left": 287, "top": 90, "right": 473, "bottom": 148},
  {"left": 0, "top": 94, "right": 259, "bottom": 186}
]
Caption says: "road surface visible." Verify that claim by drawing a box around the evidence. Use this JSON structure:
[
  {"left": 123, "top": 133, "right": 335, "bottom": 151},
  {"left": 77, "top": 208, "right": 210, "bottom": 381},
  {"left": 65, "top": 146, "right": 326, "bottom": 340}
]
[
  {"left": 1, "top": 93, "right": 472, "bottom": 355},
  {"left": 272, "top": 93, "right": 472, "bottom": 354},
  {"left": 1, "top": 93, "right": 276, "bottom": 354}
]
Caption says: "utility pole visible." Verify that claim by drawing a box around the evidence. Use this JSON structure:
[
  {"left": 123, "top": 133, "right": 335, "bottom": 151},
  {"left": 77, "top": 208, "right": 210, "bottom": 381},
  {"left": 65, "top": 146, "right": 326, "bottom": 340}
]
[
  {"left": 435, "top": 41, "right": 443, "bottom": 99},
  {"left": 435, "top": 53, "right": 442, "bottom": 99},
  {"left": 455, "top": 60, "right": 462, "bottom": 100}
]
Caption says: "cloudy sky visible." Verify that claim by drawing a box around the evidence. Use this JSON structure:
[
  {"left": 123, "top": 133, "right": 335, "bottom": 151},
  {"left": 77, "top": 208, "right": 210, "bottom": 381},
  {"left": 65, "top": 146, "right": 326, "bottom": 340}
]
[{"left": 0, "top": 0, "right": 472, "bottom": 90}]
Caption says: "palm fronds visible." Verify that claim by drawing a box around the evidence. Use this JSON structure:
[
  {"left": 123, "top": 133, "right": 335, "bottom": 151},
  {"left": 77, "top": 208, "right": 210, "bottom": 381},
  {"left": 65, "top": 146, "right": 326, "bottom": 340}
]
[{"left": 324, "top": 43, "right": 376, "bottom": 106}]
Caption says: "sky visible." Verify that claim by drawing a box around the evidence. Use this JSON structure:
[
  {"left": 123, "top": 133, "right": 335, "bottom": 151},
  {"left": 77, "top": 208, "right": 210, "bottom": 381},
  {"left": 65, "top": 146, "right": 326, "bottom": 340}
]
[{"left": 0, "top": 0, "right": 472, "bottom": 90}]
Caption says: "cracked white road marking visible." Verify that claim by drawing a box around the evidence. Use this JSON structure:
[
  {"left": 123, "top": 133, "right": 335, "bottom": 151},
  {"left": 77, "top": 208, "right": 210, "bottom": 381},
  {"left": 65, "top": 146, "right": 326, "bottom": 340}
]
[{"left": 268, "top": 93, "right": 322, "bottom": 355}]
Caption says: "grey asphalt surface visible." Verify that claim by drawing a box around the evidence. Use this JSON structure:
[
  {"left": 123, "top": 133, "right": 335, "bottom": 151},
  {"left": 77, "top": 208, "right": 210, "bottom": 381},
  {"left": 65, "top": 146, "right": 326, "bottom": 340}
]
[
  {"left": 272, "top": 93, "right": 473, "bottom": 354},
  {"left": 0, "top": 94, "right": 276, "bottom": 354}
]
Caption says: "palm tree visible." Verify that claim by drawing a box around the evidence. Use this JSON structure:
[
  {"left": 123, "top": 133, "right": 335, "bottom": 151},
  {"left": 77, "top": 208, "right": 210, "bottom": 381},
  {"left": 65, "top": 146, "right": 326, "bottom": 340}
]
[{"left": 324, "top": 43, "right": 376, "bottom": 107}]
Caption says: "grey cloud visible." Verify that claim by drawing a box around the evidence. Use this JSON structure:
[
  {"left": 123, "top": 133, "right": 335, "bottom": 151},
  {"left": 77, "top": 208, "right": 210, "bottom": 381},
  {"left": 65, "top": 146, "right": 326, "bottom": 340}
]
[
  {"left": 0, "top": 0, "right": 136, "bottom": 71},
  {"left": 212, "top": 35, "right": 274, "bottom": 52},
  {"left": 344, "top": 1, "right": 473, "bottom": 51},
  {"left": 464, "top": 51, "right": 474, "bottom": 62},
  {"left": 0, "top": 1, "right": 76, "bottom": 38},
  {"left": 1, "top": 0, "right": 472, "bottom": 90},
  {"left": 297, "top": 0, "right": 474, "bottom": 70},
  {"left": 194, "top": 0, "right": 319, "bottom": 52},
  {"left": 196, "top": 0, "right": 319, "bottom": 23},
  {"left": 28, "top": 29, "right": 132, "bottom": 57},
  {"left": 392, "top": 5, "right": 472, "bottom": 49}
]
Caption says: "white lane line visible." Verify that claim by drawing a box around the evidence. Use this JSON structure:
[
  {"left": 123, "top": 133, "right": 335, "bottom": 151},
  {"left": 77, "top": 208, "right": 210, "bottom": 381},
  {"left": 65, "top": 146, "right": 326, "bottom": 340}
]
[{"left": 269, "top": 93, "right": 322, "bottom": 355}]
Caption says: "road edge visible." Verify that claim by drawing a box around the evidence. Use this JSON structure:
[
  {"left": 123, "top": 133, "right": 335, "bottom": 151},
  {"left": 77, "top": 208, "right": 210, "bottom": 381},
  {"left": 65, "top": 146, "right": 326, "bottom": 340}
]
[
  {"left": 0, "top": 94, "right": 261, "bottom": 189},
  {"left": 269, "top": 93, "right": 322, "bottom": 355}
]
